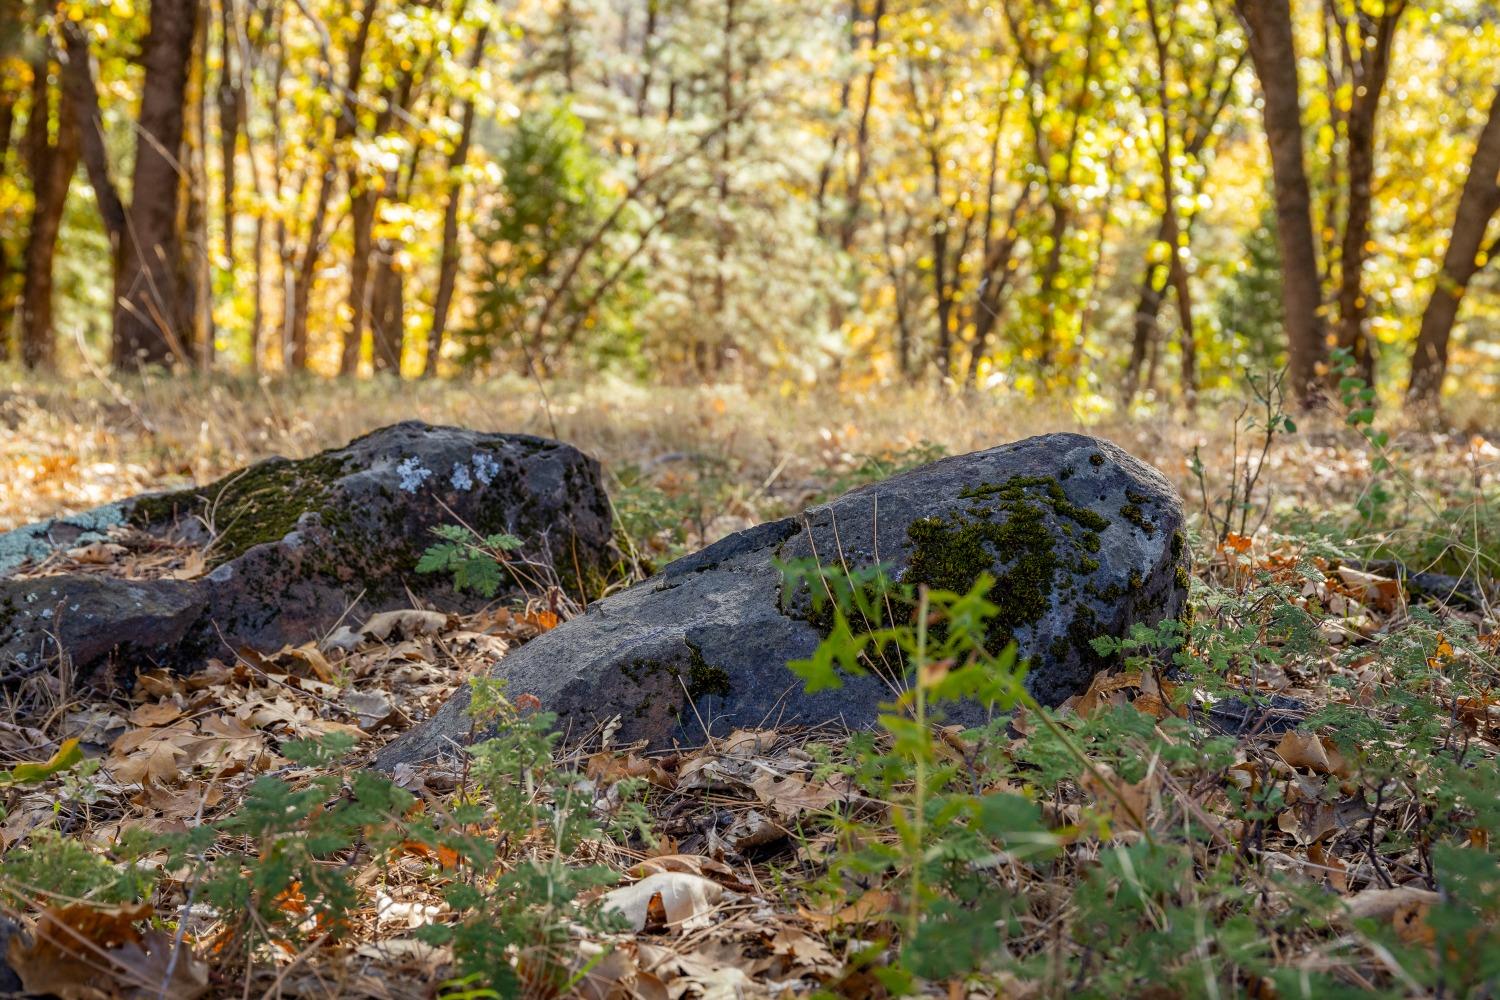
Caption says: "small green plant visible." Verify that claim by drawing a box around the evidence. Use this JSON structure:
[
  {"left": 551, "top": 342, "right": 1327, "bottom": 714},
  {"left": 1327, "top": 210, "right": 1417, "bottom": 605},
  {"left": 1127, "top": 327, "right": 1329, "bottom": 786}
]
[
  {"left": 412, "top": 679, "right": 625, "bottom": 997},
  {"left": 1331, "top": 345, "right": 1396, "bottom": 525},
  {"left": 132, "top": 733, "right": 415, "bottom": 961},
  {"left": 417, "top": 524, "right": 526, "bottom": 597},
  {"left": 1188, "top": 368, "right": 1295, "bottom": 543},
  {"left": 778, "top": 561, "right": 1060, "bottom": 987}
]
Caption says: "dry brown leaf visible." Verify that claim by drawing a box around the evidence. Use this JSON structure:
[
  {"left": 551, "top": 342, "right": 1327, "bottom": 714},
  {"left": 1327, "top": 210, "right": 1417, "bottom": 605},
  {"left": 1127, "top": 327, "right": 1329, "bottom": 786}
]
[
  {"left": 1344, "top": 887, "right": 1441, "bottom": 921},
  {"left": 748, "top": 770, "right": 846, "bottom": 821},
  {"left": 1078, "top": 764, "right": 1154, "bottom": 834},
  {"left": 767, "top": 925, "right": 840, "bottom": 975},
  {"left": 111, "top": 742, "right": 188, "bottom": 787},
  {"left": 1274, "top": 731, "right": 1351, "bottom": 778},
  {"left": 601, "top": 872, "right": 726, "bottom": 932},
  {"left": 1336, "top": 566, "right": 1402, "bottom": 612},
  {"left": 1074, "top": 671, "right": 1142, "bottom": 718},
  {"left": 67, "top": 542, "right": 128, "bottom": 565},
  {"left": 282, "top": 644, "right": 339, "bottom": 683},
  {"left": 628, "top": 855, "right": 754, "bottom": 892},
  {"left": 127, "top": 701, "right": 184, "bottom": 728},
  {"left": 720, "top": 729, "right": 778, "bottom": 755},
  {"left": 798, "top": 887, "right": 896, "bottom": 930},
  {"left": 6, "top": 902, "right": 206, "bottom": 999},
  {"left": 343, "top": 690, "right": 397, "bottom": 730},
  {"left": 723, "top": 808, "right": 785, "bottom": 851},
  {"left": 588, "top": 751, "right": 677, "bottom": 790},
  {"left": 362, "top": 609, "right": 453, "bottom": 642},
  {"left": 1307, "top": 840, "right": 1348, "bottom": 892}
]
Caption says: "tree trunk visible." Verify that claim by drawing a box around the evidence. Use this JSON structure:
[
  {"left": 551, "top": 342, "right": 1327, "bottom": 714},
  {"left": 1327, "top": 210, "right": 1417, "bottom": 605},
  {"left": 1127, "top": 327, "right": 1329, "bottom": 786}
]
[
  {"left": 838, "top": 0, "right": 884, "bottom": 251},
  {"left": 111, "top": 0, "right": 199, "bottom": 369},
  {"left": 342, "top": 184, "right": 377, "bottom": 375},
  {"left": 1124, "top": 214, "right": 1172, "bottom": 402},
  {"left": 184, "top": 0, "right": 214, "bottom": 371},
  {"left": 0, "top": 63, "right": 21, "bottom": 350},
  {"left": 218, "top": 0, "right": 240, "bottom": 276},
  {"left": 370, "top": 244, "right": 402, "bottom": 373},
  {"left": 291, "top": 0, "right": 375, "bottom": 371},
  {"left": 1236, "top": 0, "right": 1326, "bottom": 406},
  {"left": 427, "top": 24, "right": 490, "bottom": 377},
  {"left": 1407, "top": 81, "right": 1500, "bottom": 405},
  {"left": 1332, "top": 2, "right": 1404, "bottom": 388},
  {"left": 20, "top": 55, "right": 81, "bottom": 370}
]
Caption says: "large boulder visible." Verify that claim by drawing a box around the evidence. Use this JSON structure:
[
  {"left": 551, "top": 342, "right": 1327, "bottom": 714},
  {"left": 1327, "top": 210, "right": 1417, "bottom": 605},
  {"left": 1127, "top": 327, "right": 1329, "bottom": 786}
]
[
  {"left": 1, "top": 422, "right": 614, "bottom": 679},
  {"left": 378, "top": 433, "right": 1188, "bottom": 767}
]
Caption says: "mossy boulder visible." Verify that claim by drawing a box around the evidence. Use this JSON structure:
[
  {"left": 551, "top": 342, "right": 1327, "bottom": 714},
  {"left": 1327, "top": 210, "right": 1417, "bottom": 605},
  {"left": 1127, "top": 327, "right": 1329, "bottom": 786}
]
[
  {"left": 0, "top": 422, "right": 615, "bottom": 678},
  {"left": 378, "top": 433, "right": 1188, "bottom": 766}
]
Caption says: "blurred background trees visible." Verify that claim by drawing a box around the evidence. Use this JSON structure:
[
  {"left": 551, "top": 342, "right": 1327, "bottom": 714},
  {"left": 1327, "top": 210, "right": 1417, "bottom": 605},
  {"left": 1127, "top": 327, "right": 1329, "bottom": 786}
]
[{"left": 0, "top": 0, "right": 1496, "bottom": 411}]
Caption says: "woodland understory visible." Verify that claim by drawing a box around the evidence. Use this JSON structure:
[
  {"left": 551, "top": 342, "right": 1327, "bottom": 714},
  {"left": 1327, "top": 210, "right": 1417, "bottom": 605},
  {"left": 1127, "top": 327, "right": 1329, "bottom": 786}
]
[{"left": 0, "top": 375, "right": 1496, "bottom": 998}]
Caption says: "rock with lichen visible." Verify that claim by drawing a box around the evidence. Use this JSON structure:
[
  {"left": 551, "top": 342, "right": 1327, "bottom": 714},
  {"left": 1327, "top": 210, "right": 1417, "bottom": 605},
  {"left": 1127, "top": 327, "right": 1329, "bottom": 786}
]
[
  {"left": 378, "top": 433, "right": 1188, "bottom": 767},
  {"left": 0, "top": 422, "right": 614, "bottom": 680}
]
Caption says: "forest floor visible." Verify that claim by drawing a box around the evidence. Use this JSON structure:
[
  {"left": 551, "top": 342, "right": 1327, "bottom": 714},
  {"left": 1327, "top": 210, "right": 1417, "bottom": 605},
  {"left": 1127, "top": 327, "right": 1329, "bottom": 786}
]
[{"left": 1, "top": 372, "right": 1498, "bottom": 998}]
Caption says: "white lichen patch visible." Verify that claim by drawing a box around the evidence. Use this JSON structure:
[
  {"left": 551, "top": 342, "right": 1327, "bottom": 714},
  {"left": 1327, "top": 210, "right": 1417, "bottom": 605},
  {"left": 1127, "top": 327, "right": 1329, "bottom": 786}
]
[
  {"left": 472, "top": 452, "right": 500, "bottom": 485},
  {"left": 397, "top": 458, "right": 434, "bottom": 494}
]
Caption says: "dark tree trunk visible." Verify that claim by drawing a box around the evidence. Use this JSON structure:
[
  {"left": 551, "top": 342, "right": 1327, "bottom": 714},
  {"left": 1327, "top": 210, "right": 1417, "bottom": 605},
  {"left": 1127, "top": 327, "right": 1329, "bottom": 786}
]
[
  {"left": 291, "top": 0, "right": 375, "bottom": 371},
  {"left": 218, "top": 0, "right": 240, "bottom": 274},
  {"left": 342, "top": 68, "right": 412, "bottom": 376},
  {"left": 1407, "top": 81, "right": 1500, "bottom": 405},
  {"left": 427, "top": 24, "right": 490, "bottom": 377},
  {"left": 184, "top": 0, "right": 214, "bottom": 371},
  {"left": 342, "top": 183, "right": 378, "bottom": 375},
  {"left": 964, "top": 194, "right": 1026, "bottom": 386},
  {"left": 838, "top": 0, "right": 884, "bottom": 251},
  {"left": 1331, "top": 1, "right": 1405, "bottom": 388},
  {"left": 20, "top": 54, "right": 81, "bottom": 369},
  {"left": 370, "top": 246, "right": 403, "bottom": 373},
  {"left": 1125, "top": 214, "right": 1172, "bottom": 402},
  {"left": 0, "top": 62, "right": 21, "bottom": 347},
  {"left": 59, "top": 22, "right": 126, "bottom": 246},
  {"left": 109, "top": 0, "right": 199, "bottom": 369},
  {"left": 1236, "top": 0, "right": 1326, "bottom": 406}
]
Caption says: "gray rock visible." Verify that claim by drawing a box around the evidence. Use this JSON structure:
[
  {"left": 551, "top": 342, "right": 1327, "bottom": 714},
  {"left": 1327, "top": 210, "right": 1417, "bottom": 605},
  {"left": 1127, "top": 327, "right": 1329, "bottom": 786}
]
[
  {"left": 1, "top": 422, "right": 614, "bottom": 679},
  {"left": 0, "top": 501, "right": 132, "bottom": 576},
  {"left": 0, "top": 576, "right": 204, "bottom": 680},
  {"left": 378, "top": 433, "right": 1188, "bottom": 767}
]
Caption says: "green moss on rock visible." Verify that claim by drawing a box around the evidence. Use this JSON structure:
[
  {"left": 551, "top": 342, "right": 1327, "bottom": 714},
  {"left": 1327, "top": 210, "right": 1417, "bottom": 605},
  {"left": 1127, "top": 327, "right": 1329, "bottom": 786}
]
[
  {"left": 903, "top": 474, "right": 1109, "bottom": 654},
  {"left": 130, "top": 454, "right": 354, "bottom": 566},
  {"left": 1119, "top": 489, "right": 1156, "bottom": 536}
]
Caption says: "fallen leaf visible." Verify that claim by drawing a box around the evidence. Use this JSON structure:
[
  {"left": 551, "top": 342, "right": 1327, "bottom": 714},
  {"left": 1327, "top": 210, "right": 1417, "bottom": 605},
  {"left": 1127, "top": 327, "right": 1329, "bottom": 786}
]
[
  {"left": 67, "top": 542, "right": 128, "bottom": 565},
  {"left": 362, "top": 609, "right": 452, "bottom": 642},
  {"left": 343, "top": 690, "right": 397, "bottom": 730},
  {"left": 799, "top": 887, "right": 896, "bottom": 930},
  {"left": 628, "top": 855, "right": 753, "bottom": 892},
  {"left": 6, "top": 902, "right": 206, "bottom": 999},
  {"left": 748, "top": 770, "right": 845, "bottom": 821},
  {"left": 601, "top": 872, "right": 726, "bottom": 932},
  {"left": 1274, "top": 731, "right": 1350, "bottom": 778},
  {"left": 128, "top": 701, "right": 184, "bottom": 728},
  {"left": 1344, "top": 887, "right": 1440, "bottom": 922},
  {"left": 0, "top": 738, "right": 84, "bottom": 786}
]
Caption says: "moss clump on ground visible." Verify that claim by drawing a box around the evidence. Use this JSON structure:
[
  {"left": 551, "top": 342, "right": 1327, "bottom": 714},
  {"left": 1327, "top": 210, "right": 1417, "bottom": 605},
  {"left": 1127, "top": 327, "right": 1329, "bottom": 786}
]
[{"left": 904, "top": 474, "right": 1110, "bottom": 654}]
